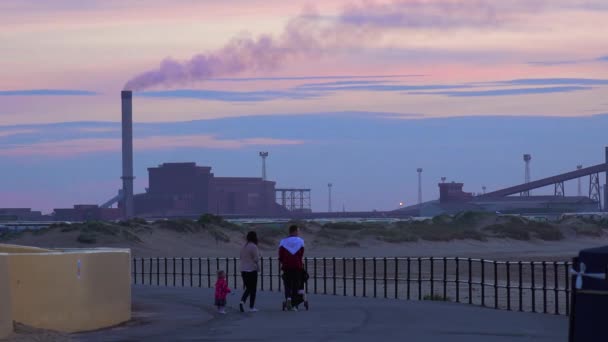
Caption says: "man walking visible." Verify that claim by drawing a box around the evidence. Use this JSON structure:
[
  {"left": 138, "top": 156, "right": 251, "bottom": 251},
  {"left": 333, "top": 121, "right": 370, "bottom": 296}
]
[{"left": 279, "top": 225, "right": 305, "bottom": 310}]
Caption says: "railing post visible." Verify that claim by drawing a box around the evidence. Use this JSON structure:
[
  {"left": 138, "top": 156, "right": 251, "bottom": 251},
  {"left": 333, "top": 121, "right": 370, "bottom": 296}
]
[
  {"left": 141, "top": 258, "right": 144, "bottom": 285},
  {"left": 353, "top": 257, "right": 357, "bottom": 297},
  {"left": 343, "top": 258, "right": 347, "bottom": 296},
  {"left": 315, "top": 258, "right": 318, "bottom": 294},
  {"left": 455, "top": 258, "right": 460, "bottom": 303},
  {"left": 506, "top": 262, "right": 511, "bottom": 311},
  {"left": 198, "top": 258, "right": 202, "bottom": 287},
  {"left": 406, "top": 257, "right": 411, "bottom": 300},
  {"left": 430, "top": 257, "right": 435, "bottom": 296},
  {"left": 304, "top": 257, "right": 308, "bottom": 293},
  {"left": 494, "top": 260, "right": 498, "bottom": 309},
  {"left": 207, "top": 258, "right": 211, "bottom": 288},
  {"left": 394, "top": 257, "right": 399, "bottom": 299},
  {"left": 518, "top": 261, "right": 523, "bottom": 311},
  {"left": 233, "top": 258, "right": 237, "bottom": 290},
  {"left": 443, "top": 257, "right": 447, "bottom": 300},
  {"left": 554, "top": 262, "right": 559, "bottom": 315},
  {"left": 333, "top": 257, "right": 337, "bottom": 296},
  {"left": 362, "top": 258, "right": 366, "bottom": 297},
  {"left": 565, "top": 262, "right": 570, "bottom": 315},
  {"left": 173, "top": 258, "right": 176, "bottom": 287},
  {"left": 260, "top": 257, "right": 265, "bottom": 291},
  {"left": 164, "top": 258, "right": 168, "bottom": 286},
  {"left": 269, "top": 257, "right": 273, "bottom": 291},
  {"left": 542, "top": 261, "right": 547, "bottom": 314},
  {"left": 278, "top": 258, "right": 282, "bottom": 292},
  {"left": 157, "top": 257, "right": 160, "bottom": 286},
  {"left": 181, "top": 257, "right": 185, "bottom": 287},
  {"left": 481, "top": 259, "right": 485, "bottom": 307},
  {"left": 531, "top": 262, "right": 536, "bottom": 313},
  {"left": 373, "top": 257, "right": 377, "bottom": 298},
  {"left": 133, "top": 258, "right": 137, "bottom": 285},
  {"left": 149, "top": 258, "right": 152, "bottom": 285},
  {"left": 190, "top": 258, "right": 193, "bottom": 287},
  {"left": 323, "top": 258, "right": 327, "bottom": 295},
  {"left": 418, "top": 258, "right": 422, "bottom": 300},
  {"left": 468, "top": 258, "right": 472, "bottom": 305},
  {"left": 383, "top": 257, "right": 388, "bottom": 299},
  {"left": 225, "top": 258, "right": 229, "bottom": 287}
]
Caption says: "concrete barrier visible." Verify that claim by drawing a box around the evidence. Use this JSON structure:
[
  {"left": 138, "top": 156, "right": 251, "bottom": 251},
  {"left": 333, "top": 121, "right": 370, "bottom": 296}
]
[
  {"left": 0, "top": 244, "right": 131, "bottom": 333},
  {"left": 0, "top": 254, "right": 12, "bottom": 339}
]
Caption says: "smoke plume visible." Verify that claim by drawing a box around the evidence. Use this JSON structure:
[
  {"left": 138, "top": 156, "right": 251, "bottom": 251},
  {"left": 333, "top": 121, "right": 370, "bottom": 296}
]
[{"left": 123, "top": 0, "right": 571, "bottom": 91}]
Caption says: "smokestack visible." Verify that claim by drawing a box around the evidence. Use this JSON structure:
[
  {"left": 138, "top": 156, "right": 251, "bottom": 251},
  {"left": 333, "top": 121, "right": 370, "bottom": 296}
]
[{"left": 121, "top": 90, "right": 135, "bottom": 219}]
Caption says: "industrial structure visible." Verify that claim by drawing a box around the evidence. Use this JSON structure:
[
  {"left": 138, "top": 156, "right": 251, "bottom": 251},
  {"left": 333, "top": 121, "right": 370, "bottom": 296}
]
[
  {"left": 275, "top": 188, "right": 311, "bottom": 213},
  {"left": 328, "top": 183, "right": 333, "bottom": 213},
  {"left": 417, "top": 168, "right": 423, "bottom": 205},
  {"left": 259, "top": 152, "right": 269, "bottom": 181},
  {"left": 397, "top": 148, "right": 608, "bottom": 217},
  {"left": 121, "top": 91, "right": 135, "bottom": 219}
]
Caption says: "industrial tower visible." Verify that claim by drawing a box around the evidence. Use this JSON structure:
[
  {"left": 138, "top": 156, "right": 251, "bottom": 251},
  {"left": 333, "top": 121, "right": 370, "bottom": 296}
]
[
  {"left": 328, "top": 183, "right": 333, "bottom": 213},
  {"left": 521, "top": 154, "right": 531, "bottom": 197},
  {"left": 417, "top": 168, "right": 423, "bottom": 205},
  {"left": 121, "top": 90, "right": 135, "bottom": 219},
  {"left": 577, "top": 165, "right": 583, "bottom": 196},
  {"left": 259, "top": 152, "right": 269, "bottom": 181}
]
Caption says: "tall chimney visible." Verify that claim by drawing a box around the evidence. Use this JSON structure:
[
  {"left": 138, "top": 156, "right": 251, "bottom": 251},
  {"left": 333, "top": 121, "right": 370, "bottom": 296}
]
[{"left": 121, "top": 90, "right": 135, "bottom": 218}]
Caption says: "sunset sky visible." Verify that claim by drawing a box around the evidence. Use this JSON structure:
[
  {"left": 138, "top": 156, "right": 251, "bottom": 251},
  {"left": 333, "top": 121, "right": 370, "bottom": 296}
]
[{"left": 1, "top": 0, "right": 607, "bottom": 213}]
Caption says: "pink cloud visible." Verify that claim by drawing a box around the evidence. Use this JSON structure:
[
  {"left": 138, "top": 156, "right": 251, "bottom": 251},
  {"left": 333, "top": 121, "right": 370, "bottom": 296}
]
[
  {"left": 0, "top": 129, "right": 38, "bottom": 137},
  {"left": 0, "top": 135, "right": 304, "bottom": 157}
]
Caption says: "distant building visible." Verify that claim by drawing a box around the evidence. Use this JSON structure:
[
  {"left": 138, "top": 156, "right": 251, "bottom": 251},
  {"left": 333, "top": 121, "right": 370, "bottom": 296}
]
[
  {"left": 53, "top": 205, "right": 121, "bottom": 222},
  {"left": 131, "top": 162, "right": 286, "bottom": 217},
  {"left": 0, "top": 208, "right": 44, "bottom": 221},
  {"left": 396, "top": 181, "right": 599, "bottom": 217}
]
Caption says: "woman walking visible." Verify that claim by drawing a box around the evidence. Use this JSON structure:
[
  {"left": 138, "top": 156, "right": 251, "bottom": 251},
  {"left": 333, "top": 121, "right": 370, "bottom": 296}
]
[{"left": 240, "top": 231, "right": 260, "bottom": 312}]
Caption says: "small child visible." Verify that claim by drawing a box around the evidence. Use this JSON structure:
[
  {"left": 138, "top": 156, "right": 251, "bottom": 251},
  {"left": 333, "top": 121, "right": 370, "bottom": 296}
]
[{"left": 214, "top": 270, "right": 231, "bottom": 314}]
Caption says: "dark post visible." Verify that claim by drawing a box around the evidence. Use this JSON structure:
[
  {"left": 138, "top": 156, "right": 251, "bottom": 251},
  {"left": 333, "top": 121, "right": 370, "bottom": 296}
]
[
  {"left": 456, "top": 258, "right": 460, "bottom": 303},
  {"left": 333, "top": 257, "right": 337, "bottom": 296},
  {"left": 383, "top": 257, "right": 388, "bottom": 299},
  {"left": 443, "top": 257, "right": 447, "bottom": 300},
  {"left": 315, "top": 258, "right": 318, "bottom": 294},
  {"left": 565, "top": 262, "right": 570, "bottom": 315},
  {"left": 173, "top": 258, "right": 176, "bottom": 287},
  {"left": 531, "top": 262, "right": 536, "bottom": 313},
  {"left": 481, "top": 259, "right": 485, "bottom": 307},
  {"left": 353, "top": 258, "right": 357, "bottom": 297},
  {"left": 395, "top": 257, "right": 399, "bottom": 299},
  {"left": 233, "top": 258, "right": 237, "bottom": 289},
  {"left": 554, "top": 262, "right": 559, "bottom": 315},
  {"left": 373, "top": 257, "right": 377, "bottom": 298},
  {"left": 543, "top": 261, "right": 547, "bottom": 314},
  {"left": 181, "top": 257, "right": 185, "bottom": 287},
  {"left": 430, "top": 257, "right": 435, "bottom": 296},
  {"left": 362, "top": 258, "right": 366, "bottom": 297},
  {"left": 198, "top": 258, "right": 202, "bottom": 288},
  {"left": 157, "top": 257, "right": 160, "bottom": 286},
  {"left": 518, "top": 261, "right": 523, "bottom": 311},
  {"left": 323, "top": 258, "right": 327, "bottom": 295},
  {"left": 133, "top": 258, "right": 137, "bottom": 285},
  {"left": 269, "top": 257, "right": 273, "bottom": 291},
  {"left": 507, "top": 262, "right": 511, "bottom": 311},
  {"left": 278, "top": 258, "right": 282, "bottom": 291},
  {"left": 343, "top": 258, "right": 347, "bottom": 296},
  {"left": 407, "top": 257, "right": 411, "bottom": 300},
  {"left": 494, "top": 260, "right": 498, "bottom": 309},
  {"left": 141, "top": 258, "right": 144, "bottom": 285},
  {"left": 190, "top": 258, "right": 193, "bottom": 287},
  {"left": 419, "top": 258, "right": 423, "bottom": 300},
  {"left": 468, "top": 258, "right": 472, "bottom": 305},
  {"left": 207, "top": 258, "right": 211, "bottom": 288},
  {"left": 164, "top": 258, "right": 168, "bottom": 286}
]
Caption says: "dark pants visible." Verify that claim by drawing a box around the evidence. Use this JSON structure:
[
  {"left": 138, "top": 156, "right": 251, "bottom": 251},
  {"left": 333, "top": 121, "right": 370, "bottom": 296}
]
[
  {"left": 282, "top": 269, "right": 304, "bottom": 306},
  {"left": 240, "top": 271, "right": 258, "bottom": 308}
]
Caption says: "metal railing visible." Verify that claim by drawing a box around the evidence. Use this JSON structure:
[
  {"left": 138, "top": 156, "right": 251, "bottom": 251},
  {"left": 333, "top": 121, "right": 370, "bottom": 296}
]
[{"left": 131, "top": 257, "right": 572, "bottom": 315}]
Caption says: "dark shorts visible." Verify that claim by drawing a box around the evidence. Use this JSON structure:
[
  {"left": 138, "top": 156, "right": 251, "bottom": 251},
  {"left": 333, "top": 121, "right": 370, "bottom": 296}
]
[{"left": 215, "top": 298, "right": 226, "bottom": 307}]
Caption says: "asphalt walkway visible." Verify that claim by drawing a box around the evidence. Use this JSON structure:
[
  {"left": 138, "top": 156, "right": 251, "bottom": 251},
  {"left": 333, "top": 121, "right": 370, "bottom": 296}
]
[{"left": 75, "top": 285, "right": 567, "bottom": 342}]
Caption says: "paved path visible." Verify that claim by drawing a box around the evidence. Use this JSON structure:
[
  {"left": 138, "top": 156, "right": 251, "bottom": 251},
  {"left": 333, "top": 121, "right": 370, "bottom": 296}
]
[{"left": 75, "top": 286, "right": 567, "bottom": 342}]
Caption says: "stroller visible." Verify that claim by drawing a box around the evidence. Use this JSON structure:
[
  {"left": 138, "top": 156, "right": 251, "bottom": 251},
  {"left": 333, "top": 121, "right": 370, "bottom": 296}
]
[{"left": 282, "top": 269, "right": 310, "bottom": 311}]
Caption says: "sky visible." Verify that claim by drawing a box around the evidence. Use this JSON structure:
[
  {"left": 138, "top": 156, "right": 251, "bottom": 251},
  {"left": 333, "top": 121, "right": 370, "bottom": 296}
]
[{"left": 1, "top": 0, "right": 608, "bottom": 213}]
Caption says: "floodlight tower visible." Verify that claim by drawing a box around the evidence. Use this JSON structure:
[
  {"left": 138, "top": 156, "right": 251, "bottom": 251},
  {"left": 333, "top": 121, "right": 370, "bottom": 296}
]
[
  {"left": 328, "top": 183, "right": 333, "bottom": 213},
  {"left": 482, "top": 186, "right": 487, "bottom": 194},
  {"left": 417, "top": 168, "right": 423, "bottom": 205},
  {"left": 259, "top": 152, "right": 269, "bottom": 180},
  {"left": 577, "top": 165, "right": 583, "bottom": 196},
  {"left": 521, "top": 154, "right": 531, "bottom": 196}
]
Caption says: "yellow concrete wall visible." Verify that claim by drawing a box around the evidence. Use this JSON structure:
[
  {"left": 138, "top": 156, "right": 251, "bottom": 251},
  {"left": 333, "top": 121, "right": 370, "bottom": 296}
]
[
  {"left": 3, "top": 245, "right": 131, "bottom": 333},
  {"left": 0, "top": 254, "right": 13, "bottom": 339}
]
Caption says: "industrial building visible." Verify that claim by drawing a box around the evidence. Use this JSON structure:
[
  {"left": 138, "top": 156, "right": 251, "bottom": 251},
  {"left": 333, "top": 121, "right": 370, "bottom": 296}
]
[
  {"left": 131, "top": 162, "right": 286, "bottom": 217},
  {"left": 53, "top": 205, "right": 121, "bottom": 222},
  {"left": 0, "top": 209, "right": 44, "bottom": 221}
]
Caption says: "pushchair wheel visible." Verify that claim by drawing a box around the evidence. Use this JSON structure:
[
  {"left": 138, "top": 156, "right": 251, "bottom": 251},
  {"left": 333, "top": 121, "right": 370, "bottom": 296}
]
[{"left": 282, "top": 301, "right": 286, "bottom": 311}]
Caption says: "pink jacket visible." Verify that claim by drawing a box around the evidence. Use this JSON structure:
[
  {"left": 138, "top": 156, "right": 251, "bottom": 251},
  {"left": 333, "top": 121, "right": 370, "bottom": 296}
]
[{"left": 215, "top": 278, "right": 231, "bottom": 300}]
